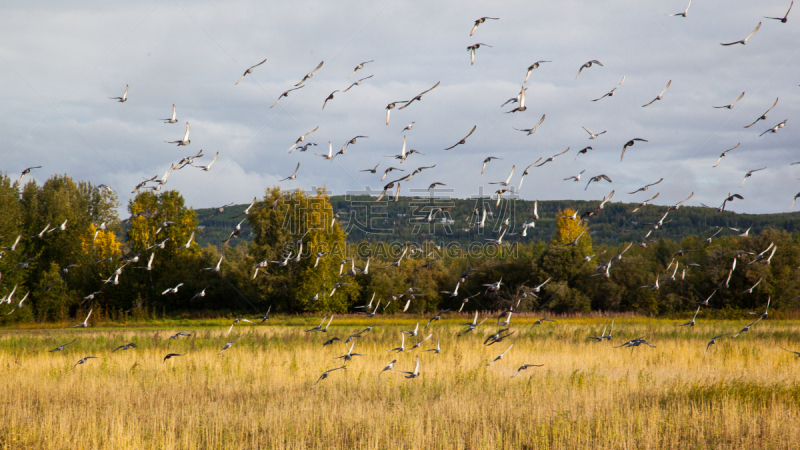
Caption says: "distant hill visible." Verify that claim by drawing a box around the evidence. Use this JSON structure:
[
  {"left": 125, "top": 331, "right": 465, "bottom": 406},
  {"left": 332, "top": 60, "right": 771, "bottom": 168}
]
[{"left": 191, "top": 195, "right": 800, "bottom": 248}]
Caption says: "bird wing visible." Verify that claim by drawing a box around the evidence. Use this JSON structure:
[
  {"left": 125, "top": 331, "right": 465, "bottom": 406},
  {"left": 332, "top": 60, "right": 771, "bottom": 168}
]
[
  {"left": 745, "top": 22, "right": 762, "bottom": 40},
  {"left": 183, "top": 122, "right": 190, "bottom": 141}
]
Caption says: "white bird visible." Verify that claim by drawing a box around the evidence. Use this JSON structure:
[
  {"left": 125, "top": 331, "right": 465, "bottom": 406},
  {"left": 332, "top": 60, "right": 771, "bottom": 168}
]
[
  {"left": 513, "top": 115, "right": 545, "bottom": 135},
  {"left": 349, "top": 60, "right": 373, "bottom": 78},
  {"left": 487, "top": 344, "right": 513, "bottom": 366},
  {"left": 235, "top": 58, "right": 267, "bottom": 85},
  {"left": 524, "top": 61, "right": 550, "bottom": 83},
  {"left": 109, "top": 85, "right": 128, "bottom": 102},
  {"left": 721, "top": 22, "right": 761, "bottom": 46},
  {"left": 582, "top": 126, "right": 606, "bottom": 139},
  {"left": 666, "top": 0, "right": 692, "bottom": 17},
  {"left": 713, "top": 92, "right": 745, "bottom": 109},
  {"left": 165, "top": 122, "right": 191, "bottom": 146},
  {"left": 227, "top": 318, "right": 252, "bottom": 335},
  {"left": 295, "top": 61, "right": 324, "bottom": 86},
  {"left": 203, "top": 255, "right": 223, "bottom": 272},
  {"left": 178, "top": 231, "right": 195, "bottom": 250},
  {"left": 315, "top": 142, "right": 335, "bottom": 160},
  {"left": 400, "top": 355, "right": 421, "bottom": 379},
  {"left": 379, "top": 359, "right": 397, "bottom": 376},
  {"left": 592, "top": 76, "right": 625, "bottom": 101},
  {"left": 642, "top": 81, "right": 671, "bottom": 107},
  {"left": 161, "top": 283, "right": 184, "bottom": 295},
  {"left": 70, "top": 309, "right": 93, "bottom": 328},
  {"left": 713, "top": 143, "right": 740, "bottom": 167},
  {"left": 279, "top": 163, "right": 300, "bottom": 182},
  {"left": 161, "top": 104, "right": 177, "bottom": 123},
  {"left": 745, "top": 98, "right": 779, "bottom": 128},
  {"left": 287, "top": 126, "right": 319, "bottom": 153},
  {"left": 219, "top": 336, "right": 242, "bottom": 354},
  {"left": 517, "top": 159, "right": 543, "bottom": 191},
  {"left": 489, "top": 166, "right": 515, "bottom": 187},
  {"left": 190, "top": 151, "right": 218, "bottom": 172}
]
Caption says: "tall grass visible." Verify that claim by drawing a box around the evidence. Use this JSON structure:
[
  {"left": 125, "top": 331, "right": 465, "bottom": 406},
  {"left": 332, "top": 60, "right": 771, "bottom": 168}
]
[{"left": 0, "top": 318, "right": 798, "bottom": 449}]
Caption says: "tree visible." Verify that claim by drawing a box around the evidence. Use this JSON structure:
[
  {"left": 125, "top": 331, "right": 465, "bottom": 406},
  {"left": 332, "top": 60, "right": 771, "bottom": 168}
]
[
  {"left": 550, "top": 208, "right": 592, "bottom": 252},
  {"left": 247, "top": 187, "right": 358, "bottom": 312}
]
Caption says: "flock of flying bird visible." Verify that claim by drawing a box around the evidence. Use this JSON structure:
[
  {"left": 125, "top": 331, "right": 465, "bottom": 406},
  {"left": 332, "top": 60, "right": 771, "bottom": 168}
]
[{"left": 3, "top": 5, "right": 800, "bottom": 384}]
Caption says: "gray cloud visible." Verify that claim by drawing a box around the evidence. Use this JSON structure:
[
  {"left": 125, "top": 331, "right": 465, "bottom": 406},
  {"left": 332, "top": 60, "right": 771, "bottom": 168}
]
[{"left": 1, "top": 0, "right": 797, "bottom": 215}]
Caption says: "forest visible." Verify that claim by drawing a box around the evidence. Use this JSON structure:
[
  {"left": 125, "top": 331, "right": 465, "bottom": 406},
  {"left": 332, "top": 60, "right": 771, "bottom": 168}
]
[{"left": 1, "top": 173, "right": 798, "bottom": 323}]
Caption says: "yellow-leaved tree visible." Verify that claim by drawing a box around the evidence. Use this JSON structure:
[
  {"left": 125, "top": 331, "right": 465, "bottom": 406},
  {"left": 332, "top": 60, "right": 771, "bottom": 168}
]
[{"left": 550, "top": 208, "right": 592, "bottom": 252}]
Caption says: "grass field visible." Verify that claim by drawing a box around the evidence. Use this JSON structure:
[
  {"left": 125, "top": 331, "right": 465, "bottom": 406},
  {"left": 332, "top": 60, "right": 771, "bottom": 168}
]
[{"left": 0, "top": 315, "right": 798, "bottom": 449}]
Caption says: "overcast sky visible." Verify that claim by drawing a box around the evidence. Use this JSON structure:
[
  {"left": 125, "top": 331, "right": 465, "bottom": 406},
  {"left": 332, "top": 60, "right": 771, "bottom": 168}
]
[{"left": 1, "top": 0, "right": 798, "bottom": 215}]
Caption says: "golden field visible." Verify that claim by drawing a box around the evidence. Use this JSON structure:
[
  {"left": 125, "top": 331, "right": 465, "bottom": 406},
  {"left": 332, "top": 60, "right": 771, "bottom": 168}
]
[{"left": 0, "top": 315, "right": 798, "bottom": 449}]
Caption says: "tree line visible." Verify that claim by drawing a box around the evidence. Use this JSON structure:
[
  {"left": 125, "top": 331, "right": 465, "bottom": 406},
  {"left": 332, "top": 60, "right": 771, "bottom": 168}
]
[{"left": 2, "top": 173, "right": 798, "bottom": 324}]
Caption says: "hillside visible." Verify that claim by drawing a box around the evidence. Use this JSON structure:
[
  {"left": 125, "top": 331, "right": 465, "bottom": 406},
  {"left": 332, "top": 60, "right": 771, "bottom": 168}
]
[{"left": 191, "top": 195, "right": 800, "bottom": 248}]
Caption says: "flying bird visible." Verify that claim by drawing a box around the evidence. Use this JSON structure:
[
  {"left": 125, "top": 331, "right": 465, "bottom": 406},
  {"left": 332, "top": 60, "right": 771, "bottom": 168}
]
[
  {"left": 621, "top": 139, "right": 648, "bottom": 161},
  {"left": 582, "top": 126, "right": 606, "bottom": 139},
  {"left": 470, "top": 16, "right": 499, "bottom": 35},
  {"left": 279, "top": 163, "right": 300, "bottom": 182},
  {"left": 295, "top": 61, "right": 324, "bottom": 86},
  {"left": 564, "top": 170, "right": 586, "bottom": 182},
  {"left": 322, "top": 90, "right": 339, "bottom": 110},
  {"left": 744, "top": 98, "right": 779, "bottom": 128},
  {"left": 235, "top": 58, "right": 267, "bottom": 85},
  {"left": 349, "top": 60, "right": 373, "bottom": 78},
  {"left": 481, "top": 157, "right": 503, "bottom": 174},
  {"left": 592, "top": 76, "right": 625, "bottom": 101},
  {"left": 759, "top": 120, "right": 787, "bottom": 137},
  {"left": 765, "top": 1, "right": 793, "bottom": 23},
  {"left": 343, "top": 75, "right": 374, "bottom": 92},
  {"left": 398, "top": 81, "right": 440, "bottom": 110},
  {"left": 513, "top": 114, "right": 545, "bottom": 135},
  {"left": 161, "top": 104, "right": 178, "bottom": 123},
  {"left": 192, "top": 152, "right": 218, "bottom": 171},
  {"left": 399, "top": 355, "right": 421, "bottom": 379},
  {"left": 642, "top": 81, "right": 671, "bottom": 107},
  {"left": 575, "top": 60, "right": 603, "bottom": 79},
  {"left": 713, "top": 92, "right": 745, "bottom": 109},
  {"left": 73, "top": 356, "right": 98, "bottom": 369},
  {"left": 524, "top": 61, "right": 550, "bottom": 83},
  {"left": 487, "top": 344, "right": 513, "bottom": 366},
  {"left": 712, "top": 143, "right": 740, "bottom": 167},
  {"left": 109, "top": 85, "right": 128, "bottom": 102},
  {"left": 312, "top": 365, "right": 345, "bottom": 388},
  {"left": 628, "top": 178, "right": 663, "bottom": 194},
  {"left": 271, "top": 85, "right": 304, "bottom": 108},
  {"left": 740, "top": 168, "right": 766, "bottom": 187},
  {"left": 444, "top": 125, "right": 477, "bottom": 150},
  {"left": 667, "top": 0, "right": 692, "bottom": 17},
  {"left": 535, "top": 148, "right": 569, "bottom": 166},
  {"left": 165, "top": 122, "right": 191, "bottom": 146},
  {"left": 585, "top": 174, "right": 612, "bottom": 190},
  {"left": 49, "top": 339, "right": 76, "bottom": 352},
  {"left": 721, "top": 22, "right": 761, "bottom": 46},
  {"left": 517, "top": 159, "right": 542, "bottom": 191},
  {"left": 70, "top": 309, "right": 93, "bottom": 328},
  {"left": 505, "top": 86, "right": 526, "bottom": 113},
  {"left": 287, "top": 126, "right": 319, "bottom": 153}
]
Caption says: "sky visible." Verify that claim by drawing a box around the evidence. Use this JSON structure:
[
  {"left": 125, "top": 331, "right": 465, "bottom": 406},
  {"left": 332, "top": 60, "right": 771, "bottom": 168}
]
[{"left": 0, "top": 0, "right": 798, "bottom": 215}]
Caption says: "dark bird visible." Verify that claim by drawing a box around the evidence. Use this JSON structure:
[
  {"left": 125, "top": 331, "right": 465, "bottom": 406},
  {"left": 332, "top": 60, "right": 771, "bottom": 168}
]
[
  {"left": 765, "top": 1, "right": 793, "bottom": 23},
  {"left": 470, "top": 17, "right": 499, "bottom": 36},
  {"left": 444, "top": 125, "right": 477, "bottom": 150},
  {"left": 621, "top": 139, "right": 648, "bottom": 161},
  {"left": 575, "top": 60, "right": 603, "bottom": 79}
]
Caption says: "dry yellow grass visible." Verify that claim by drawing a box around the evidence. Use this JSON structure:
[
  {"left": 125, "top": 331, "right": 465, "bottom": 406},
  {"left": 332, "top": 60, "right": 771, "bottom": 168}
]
[{"left": 0, "top": 317, "right": 799, "bottom": 449}]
